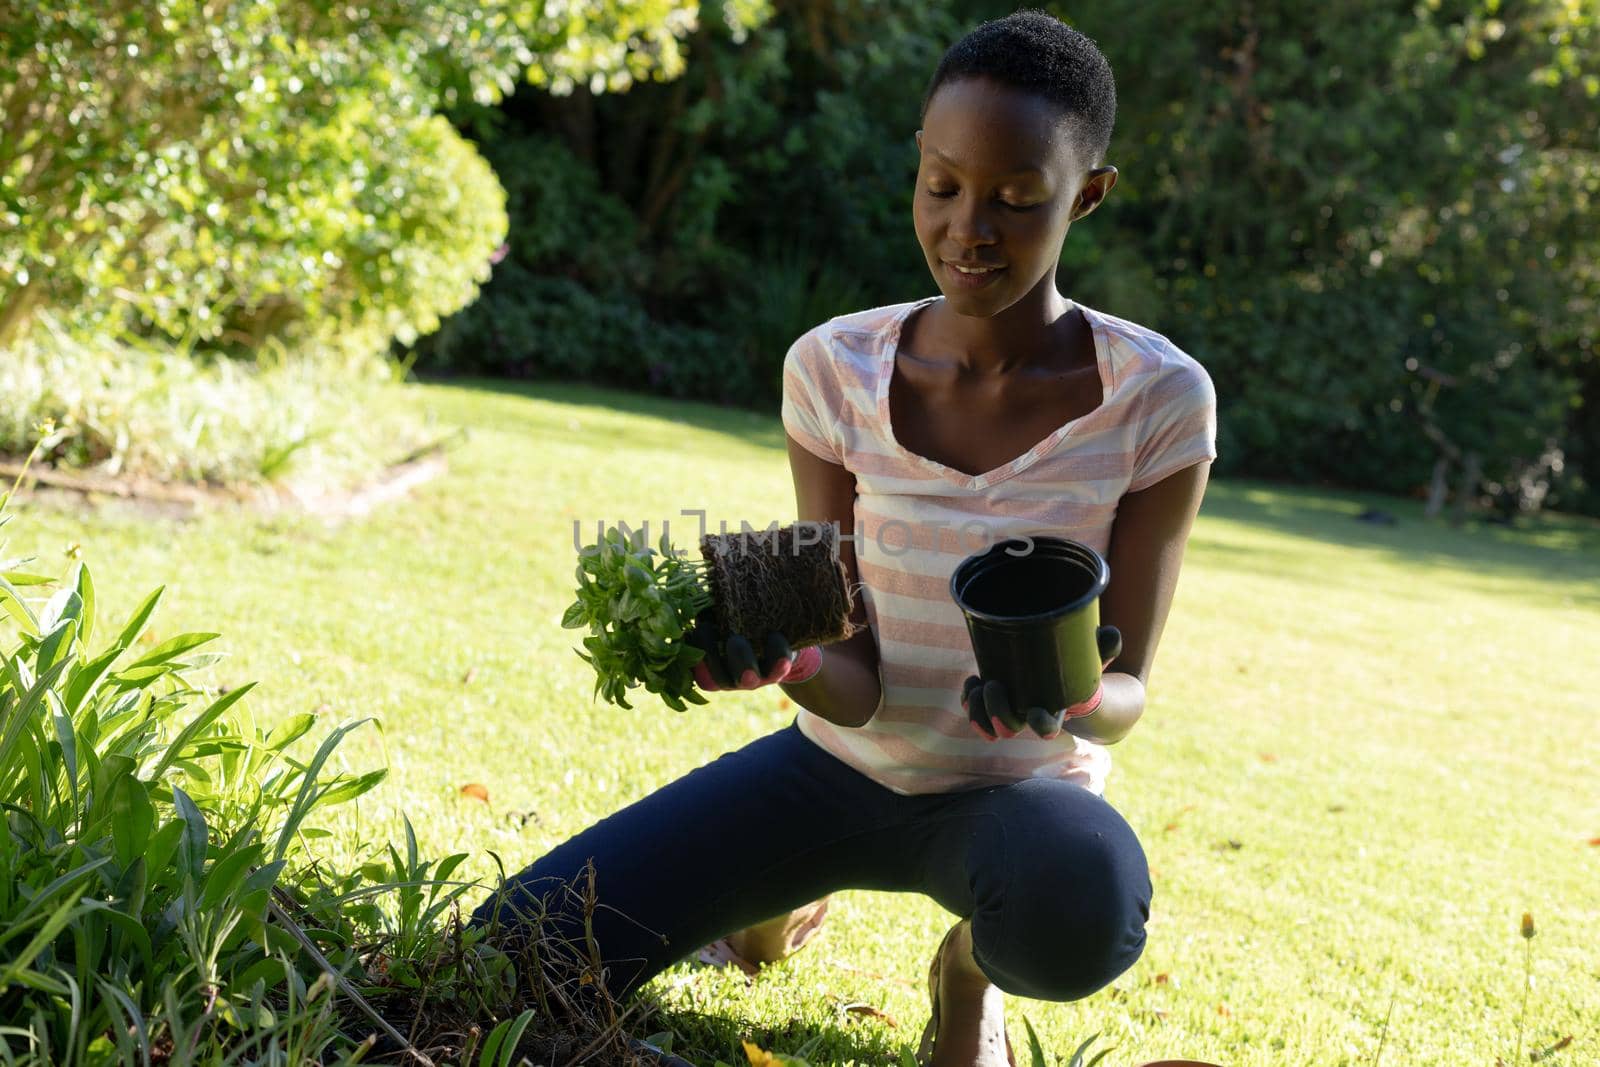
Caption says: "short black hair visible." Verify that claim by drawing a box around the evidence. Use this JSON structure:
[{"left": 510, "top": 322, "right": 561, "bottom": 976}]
[{"left": 920, "top": 9, "right": 1117, "bottom": 168}]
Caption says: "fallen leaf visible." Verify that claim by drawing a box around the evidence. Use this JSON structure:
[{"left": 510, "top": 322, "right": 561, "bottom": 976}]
[
  {"left": 1162, "top": 804, "right": 1198, "bottom": 833},
  {"left": 742, "top": 1041, "right": 807, "bottom": 1066},
  {"left": 1587, "top": 837, "right": 1600, "bottom": 846},
  {"left": 1328, "top": 804, "right": 1347, "bottom": 814},
  {"left": 1213, "top": 839, "right": 1244, "bottom": 851},
  {"left": 460, "top": 783, "right": 490, "bottom": 804},
  {"left": 461, "top": 666, "right": 477, "bottom": 685},
  {"left": 1531, "top": 1035, "right": 1573, "bottom": 1061},
  {"left": 1216, "top": 1003, "right": 1231, "bottom": 1018},
  {"left": 1258, "top": 753, "right": 1278, "bottom": 763},
  {"left": 839, "top": 1001, "right": 899, "bottom": 1028},
  {"left": 778, "top": 697, "right": 792, "bottom": 710},
  {"left": 1153, "top": 973, "right": 1170, "bottom": 985}
]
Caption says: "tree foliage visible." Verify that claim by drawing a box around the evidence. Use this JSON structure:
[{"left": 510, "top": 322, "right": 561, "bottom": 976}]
[
  {"left": 424, "top": 0, "right": 1599, "bottom": 513},
  {"left": 420, "top": 0, "right": 959, "bottom": 401},
  {"left": 1066, "top": 0, "right": 1599, "bottom": 514},
  {"left": 0, "top": 0, "right": 767, "bottom": 353}
]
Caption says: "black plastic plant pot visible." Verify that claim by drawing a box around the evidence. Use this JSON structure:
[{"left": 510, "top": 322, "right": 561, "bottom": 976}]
[{"left": 950, "top": 536, "right": 1110, "bottom": 713}]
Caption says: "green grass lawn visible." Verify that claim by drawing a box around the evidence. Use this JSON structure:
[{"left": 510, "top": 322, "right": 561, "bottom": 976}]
[{"left": 12, "top": 378, "right": 1598, "bottom": 1066}]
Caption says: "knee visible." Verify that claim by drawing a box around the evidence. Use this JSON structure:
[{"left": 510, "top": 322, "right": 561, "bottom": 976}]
[
  {"left": 975, "top": 827, "right": 1151, "bottom": 1001},
  {"left": 986, "top": 909, "right": 1147, "bottom": 1002}
]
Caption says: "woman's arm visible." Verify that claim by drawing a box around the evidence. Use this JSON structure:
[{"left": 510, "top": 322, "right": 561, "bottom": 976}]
[
  {"left": 1062, "top": 459, "right": 1212, "bottom": 745},
  {"left": 777, "top": 433, "right": 883, "bottom": 729}
]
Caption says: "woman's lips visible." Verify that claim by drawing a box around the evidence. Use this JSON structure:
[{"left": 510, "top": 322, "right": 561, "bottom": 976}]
[{"left": 944, "top": 261, "right": 1006, "bottom": 289}]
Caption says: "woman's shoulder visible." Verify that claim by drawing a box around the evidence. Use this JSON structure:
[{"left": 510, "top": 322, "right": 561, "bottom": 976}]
[
  {"left": 1081, "top": 303, "right": 1214, "bottom": 399},
  {"left": 786, "top": 298, "right": 932, "bottom": 382},
  {"left": 802, "top": 298, "right": 931, "bottom": 348}
]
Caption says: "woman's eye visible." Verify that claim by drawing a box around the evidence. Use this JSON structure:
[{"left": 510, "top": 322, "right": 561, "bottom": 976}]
[{"left": 926, "top": 188, "right": 956, "bottom": 199}]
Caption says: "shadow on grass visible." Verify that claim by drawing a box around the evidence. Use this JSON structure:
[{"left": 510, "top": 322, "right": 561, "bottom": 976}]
[
  {"left": 1195, "top": 479, "right": 1600, "bottom": 606},
  {"left": 643, "top": 1001, "right": 912, "bottom": 1067},
  {"left": 414, "top": 375, "right": 787, "bottom": 453}
]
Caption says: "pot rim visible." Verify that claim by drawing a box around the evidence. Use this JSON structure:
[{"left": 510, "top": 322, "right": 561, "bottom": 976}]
[{"left": 949, "top": 536, "right": 1109, "bottom": 627}]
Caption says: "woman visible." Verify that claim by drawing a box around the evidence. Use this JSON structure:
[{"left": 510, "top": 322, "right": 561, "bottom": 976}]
[{"left": 473, "top": 11, "right": 1216, "bottom": 1065}]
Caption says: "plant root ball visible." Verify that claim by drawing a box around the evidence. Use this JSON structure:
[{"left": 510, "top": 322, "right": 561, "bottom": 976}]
[{"left": 699, "top": 521, "right": 863, "bottom": 649}]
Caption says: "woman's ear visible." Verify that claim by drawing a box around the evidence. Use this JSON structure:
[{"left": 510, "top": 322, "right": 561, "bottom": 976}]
[
  {"left": 914, "top": 129, "right": 923, "bottom": 152},
  {"left": 1071, "top": 165, "right": 1119, "bottom": 222}
]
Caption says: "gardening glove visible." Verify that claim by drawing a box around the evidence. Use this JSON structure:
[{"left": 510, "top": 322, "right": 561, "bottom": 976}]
[
  {"left": 686, "top": 610, "right": 823, "bottom": 691},
  {"left": 962, "top": 625, "right": 1123, "bottom": 741}
]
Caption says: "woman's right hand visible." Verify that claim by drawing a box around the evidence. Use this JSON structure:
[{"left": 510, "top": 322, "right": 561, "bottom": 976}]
[{"left": 686, "top": 611, "right": 822, "bottom": 691}]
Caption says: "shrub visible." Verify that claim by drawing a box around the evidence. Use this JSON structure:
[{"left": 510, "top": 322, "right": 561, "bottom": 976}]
[{"left": 0, "top": 318, "right": 429, "bottom": 490}]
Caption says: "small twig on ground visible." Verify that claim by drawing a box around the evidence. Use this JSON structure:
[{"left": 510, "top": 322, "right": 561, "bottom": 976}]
[
  {"left": 1372, "top": 990, "right": 1396, "bottom": 1067},
  {"left": 391, "top": 427, "right": 468, "bottom": 468}
]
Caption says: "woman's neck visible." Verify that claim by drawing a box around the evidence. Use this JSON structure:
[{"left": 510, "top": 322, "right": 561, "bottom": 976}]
[{"left": 927, "top": 274, "right": 1079, "bottom": 377}]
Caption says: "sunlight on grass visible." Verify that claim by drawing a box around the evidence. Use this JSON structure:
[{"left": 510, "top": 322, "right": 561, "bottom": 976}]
[{"left": 16, "top": 378, "right": 1598, "bottom": 1066}]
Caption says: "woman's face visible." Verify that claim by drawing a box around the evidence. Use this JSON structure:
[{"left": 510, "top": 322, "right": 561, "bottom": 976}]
[{"left": 913, "top": 76, "right": 1110, "bottom": 317}]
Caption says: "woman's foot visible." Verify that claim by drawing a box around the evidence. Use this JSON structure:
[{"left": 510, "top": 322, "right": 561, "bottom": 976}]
[
  {"left": 919, "top": 919, "right": 1013, "bottom": 1067},
  {"left": 695, "top": 896, "right": 831, "bottom": 975}
]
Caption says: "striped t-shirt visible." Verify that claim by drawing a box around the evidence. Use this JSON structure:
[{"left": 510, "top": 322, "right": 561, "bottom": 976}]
[{"left": 781, "top": 295, "right": 1217, "bottom": 797}]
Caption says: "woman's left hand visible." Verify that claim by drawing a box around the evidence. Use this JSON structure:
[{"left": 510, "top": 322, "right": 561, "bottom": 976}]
[
  {"left": 961, "top": 676, "right": 1104, "bottom": 740},
  {"left": 961, "top": 626, "right": 1122, "bottom": 741}
]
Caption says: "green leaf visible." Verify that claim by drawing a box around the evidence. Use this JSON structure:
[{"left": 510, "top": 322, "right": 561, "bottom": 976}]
[
  {"left": 144, "top": 819, "right": 185, "bottom": 882},
  {"left": 266, "top": 710, "right": 316, "bottom": 751},
  {"left": 123, "top": 631, "right": 221, "bottom": 672},
  {"left": 315, "top": 767, "right": 387, "bottom": 807},
  {"left": 0, "top": 572, "right": 54, "bottom": 586},
  {"left": 51, "top": 702, "right": 79, "bottom": 808},
  {"left": 64, "top": 644, "right": 125, "bottom": 714},
  {"left": 480, "top": 1010, "right": 537, "bottom": 1067},
  {"left": 108, "top": 664, "right": 174, "bottom": 685},
  {"left": 200, "top": 842, "right": 265, "bottom": 911},
  {"left": 0, "top": 573, "right": 39, "bottom": 634},
  {"left": 36, "top": 616, "right": 78, "bottom": 676},
  {"left": 112, "top": 586, "right": 163, "bottom": 652},
  {"left": 1022, "top": 1015, "right": 1048, "bottom": 1067},
  {"left": 71, "top": 561, "right": 95, "bottom": 652},
  {"left": 237, "top": 956, "right": 289, "bottom": 993},
  {"left": 39, "top": 586, "right": 82, "bottom": 635},
  {"left": 111, "top": 775, "right": 155, "bottom": 871},
  {"left": 172, "top": 786, "right": 210, "bottom": 882}
]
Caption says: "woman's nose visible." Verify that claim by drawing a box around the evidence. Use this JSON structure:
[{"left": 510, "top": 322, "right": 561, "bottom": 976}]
[{"left": 947, "top": 198, "right": 997, "bottom": 247}]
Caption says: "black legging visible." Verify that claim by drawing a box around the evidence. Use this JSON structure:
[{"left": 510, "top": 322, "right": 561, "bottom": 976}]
[{"left": 470, "top": 719, "right": 1151, "bottom": 1002}]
